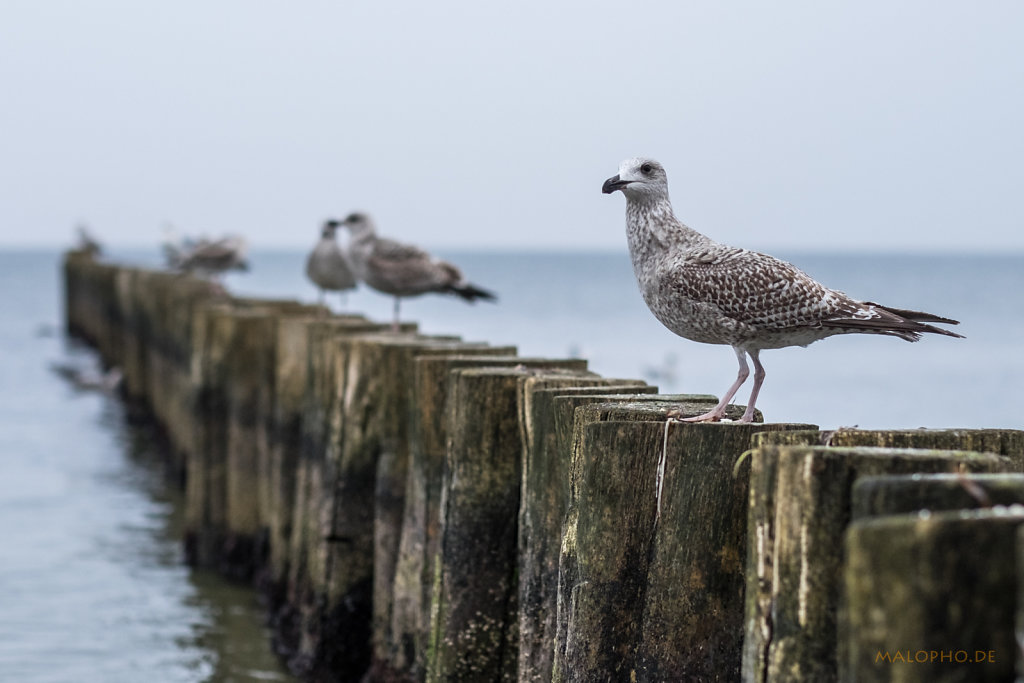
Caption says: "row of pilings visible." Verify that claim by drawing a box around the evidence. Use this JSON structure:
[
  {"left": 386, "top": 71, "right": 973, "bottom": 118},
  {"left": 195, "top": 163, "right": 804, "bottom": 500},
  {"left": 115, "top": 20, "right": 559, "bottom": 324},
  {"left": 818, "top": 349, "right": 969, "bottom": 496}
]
[{"left": 63, "top": 249, "right": 1024, "bottom": 682}]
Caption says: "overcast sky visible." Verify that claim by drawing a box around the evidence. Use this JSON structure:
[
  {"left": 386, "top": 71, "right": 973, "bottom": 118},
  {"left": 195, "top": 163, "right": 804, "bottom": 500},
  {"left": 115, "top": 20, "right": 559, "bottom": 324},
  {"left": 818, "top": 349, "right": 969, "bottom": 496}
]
[{"left": 2, "top": 1, "right": 1021, "bottom": 251}]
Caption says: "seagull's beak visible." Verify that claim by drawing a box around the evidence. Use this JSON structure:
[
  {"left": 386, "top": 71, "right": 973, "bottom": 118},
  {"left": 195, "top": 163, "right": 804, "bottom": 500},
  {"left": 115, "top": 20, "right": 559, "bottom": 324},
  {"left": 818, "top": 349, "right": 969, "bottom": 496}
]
[{"left": 602, "top": 175, "right": 631, "bottom": 194}]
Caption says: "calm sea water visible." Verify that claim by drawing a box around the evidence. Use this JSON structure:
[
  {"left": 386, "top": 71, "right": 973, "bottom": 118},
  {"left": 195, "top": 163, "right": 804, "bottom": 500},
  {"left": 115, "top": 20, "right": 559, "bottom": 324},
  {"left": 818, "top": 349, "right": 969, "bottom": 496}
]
[
  {"left": 2, "top": 247, "right": 1022, "bottom": 680},
  {"left": 0, "top": 250, "right": 295, "bottom": 682}
]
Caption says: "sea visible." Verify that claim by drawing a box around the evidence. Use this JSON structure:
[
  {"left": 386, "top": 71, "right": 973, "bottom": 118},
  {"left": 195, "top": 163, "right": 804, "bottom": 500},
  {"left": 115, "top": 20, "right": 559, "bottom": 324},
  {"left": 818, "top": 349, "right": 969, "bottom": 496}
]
[{"left": 2, "top": 247, "right": 1022, "bottom": 681}]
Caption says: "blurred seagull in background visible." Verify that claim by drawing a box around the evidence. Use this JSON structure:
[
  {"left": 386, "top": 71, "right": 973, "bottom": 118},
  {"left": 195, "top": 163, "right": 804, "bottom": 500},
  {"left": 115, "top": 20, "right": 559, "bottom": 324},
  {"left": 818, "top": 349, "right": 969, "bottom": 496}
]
[
  {"left": 75, "top": 224, "right": 102, "bottom": 258},
  {"left": 161, "top": 224, "right": 195, "bottom": 269},
  {"left": 603, "top": 157, "right": 963, "bottom": 423},
  {"left": 177, "top": 234, "right": 249, "bottom": 281},
  {"left": 305, "top": 219, "right": 357, "bottom": 309},
  {"left": 161, "top": 225, "right": 249, "bottom": 284},
  {"left": 340, "top": 212, "right": 496, "bottom": 330}
]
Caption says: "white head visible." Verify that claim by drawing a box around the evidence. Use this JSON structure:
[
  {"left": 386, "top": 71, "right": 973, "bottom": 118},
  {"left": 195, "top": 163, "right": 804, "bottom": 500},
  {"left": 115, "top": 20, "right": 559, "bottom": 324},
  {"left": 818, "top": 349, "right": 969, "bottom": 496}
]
[
  {"left": 602, "top": 158, "right": 670, "bottom": 203},
  {"left": 340, "top": 212, "right": 377, "bottom": 237}
]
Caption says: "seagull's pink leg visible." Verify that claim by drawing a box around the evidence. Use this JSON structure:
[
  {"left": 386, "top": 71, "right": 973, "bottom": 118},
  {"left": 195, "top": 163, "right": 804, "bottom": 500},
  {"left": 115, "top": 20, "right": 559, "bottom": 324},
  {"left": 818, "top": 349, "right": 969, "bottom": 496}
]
[
  {"left": 391, "top": 297, "right": 401, "bottom": 332},
  {"left": 682, "top": 347, "right": 750, "bottom": 422},
  {"left": 739, "top": 349, "right": 765, "bottom": 423}
]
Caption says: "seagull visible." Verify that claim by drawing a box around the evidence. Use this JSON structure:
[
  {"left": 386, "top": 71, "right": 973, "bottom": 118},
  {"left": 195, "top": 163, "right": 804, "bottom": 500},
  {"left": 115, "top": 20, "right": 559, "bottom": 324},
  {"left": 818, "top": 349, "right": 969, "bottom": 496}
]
[
  {"left": 305, "top": 219, "right": 358, "bottom": 309},
  {"left": 176, "top": 234, "right": 249, "bottom": 281},
  {"left": 75, "top": 224, "right": 102, "bottom": 258},
  {"left": 339, "top": 212, "right": 496, "bottom": 330},
  {"left": 602, "top": 157, "right": 963, "bottom": 423},
  {"left": 160, "top": 224, "right": 194, "bottom": 269}
]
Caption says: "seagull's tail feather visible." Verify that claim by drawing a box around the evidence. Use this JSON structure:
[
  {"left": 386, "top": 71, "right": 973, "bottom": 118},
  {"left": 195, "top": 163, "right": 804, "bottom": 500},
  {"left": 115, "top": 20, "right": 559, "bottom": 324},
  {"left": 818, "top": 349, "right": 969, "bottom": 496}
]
[
  {"left": 865, "top": 303, "right": 960, "bottom": 327},
  {"left": 873, "top": 304, "right": 964, "bottom": 340},
  {"left": 448, "top": 282, "right": 497, "bottom": 303},
  {"left": 822, "top": 303, "right": 964, "bottom": 341}
]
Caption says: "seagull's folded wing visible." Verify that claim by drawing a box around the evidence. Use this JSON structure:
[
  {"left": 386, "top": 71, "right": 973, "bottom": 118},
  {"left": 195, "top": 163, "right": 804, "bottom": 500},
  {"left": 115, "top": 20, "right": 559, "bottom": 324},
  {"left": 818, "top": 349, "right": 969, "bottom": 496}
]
[{"left": 675, "top": 248, "right": 841, "bottom": 329}]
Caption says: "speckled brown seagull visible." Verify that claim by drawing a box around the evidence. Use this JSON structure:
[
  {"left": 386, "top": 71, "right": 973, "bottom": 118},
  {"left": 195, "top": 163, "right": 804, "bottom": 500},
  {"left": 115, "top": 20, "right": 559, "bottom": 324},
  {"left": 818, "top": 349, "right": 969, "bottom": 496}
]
[
  {"left": 603, "top": 157, "right": 964, "bottom": 422},
  {"left": 340, "top": 212, "right": 496, "bottom": 330}
]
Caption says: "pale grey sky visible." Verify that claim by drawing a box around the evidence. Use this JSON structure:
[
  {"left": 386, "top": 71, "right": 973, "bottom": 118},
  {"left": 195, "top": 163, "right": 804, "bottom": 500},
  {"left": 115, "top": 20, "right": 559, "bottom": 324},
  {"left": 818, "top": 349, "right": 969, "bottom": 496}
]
[{"left": 1, "top": 1, "right": 1021, "bottom": 251}]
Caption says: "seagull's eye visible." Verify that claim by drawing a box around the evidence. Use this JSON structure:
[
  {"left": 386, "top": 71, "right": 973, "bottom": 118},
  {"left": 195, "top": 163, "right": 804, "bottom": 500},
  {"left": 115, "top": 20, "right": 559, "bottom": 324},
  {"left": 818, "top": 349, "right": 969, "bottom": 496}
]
[{"left": 640, "top": 163, "right": 653, "bottom": 175}]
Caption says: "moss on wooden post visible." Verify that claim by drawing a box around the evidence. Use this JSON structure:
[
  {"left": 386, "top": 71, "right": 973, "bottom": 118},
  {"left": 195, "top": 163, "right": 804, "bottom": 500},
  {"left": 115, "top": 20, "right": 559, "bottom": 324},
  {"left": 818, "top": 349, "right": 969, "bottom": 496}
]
[
  {"left": 554, "top": 407, "right": 815, "bottom": 683},
  {"left": 743, "top": 443, "right": 1014, "bottom": 683},
  {"left": 426, "top": 365, "right": 590, "bottom": 682},
  {"left": 852, "top": 473, "right": 1024, "bottom": 519},
  {"left": 392, "top": 355, "right": 593, "bottom": 680},
  {"left": 282, "top": 318, "right": 415, "bottom": 676},
  {"left": 517, "top": 378, "right": 655, "bottom": 683},
  {"left": 843, "top": 509, "right": 1024, "bottom": 682},
  {"left": 315, "top": 332, "right": 502, "bottom": 677},
  {"left": 756, "top": 428, "right": 1024, "bottom": 468},
  {"left": 399, "top": 354, "right": 607, "bottom": 680},
  {"left": 362, "top": 338, "right": 515, "bottom": 680}
]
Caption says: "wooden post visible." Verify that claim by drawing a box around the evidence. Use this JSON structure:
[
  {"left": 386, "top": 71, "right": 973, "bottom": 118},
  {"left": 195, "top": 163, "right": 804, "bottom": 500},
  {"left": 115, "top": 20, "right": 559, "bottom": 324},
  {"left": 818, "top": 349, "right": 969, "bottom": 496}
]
[
  {"left": 852, "top": 473, "right": 1024, "bottom": 519},
  {"left": 843, "top": 509, "right": 1024, "bottom": 682},
  {"left": 184, "top": 302, "right": 235, "bottom": 567},
  {"left": 316, "top": 332, "right": 510, "bottom": 677},
  {"left": 743, "top": 442, "right": 1015, "bottom": 683},
  {"left": 362, "top": 338, "right": 518, "bottom": 680},
  {"left": 517, "top": 378, "right": 655, "bottom": 683},
  {"left": 427, "top": 365, "right": 591, "bottom": 682},
  {"left": 282, "top": 318, "right": 415, "bottom": 676},
  {"left": 755, "top": 428, "right": 1024, "bottom": 468},
  {"left": 392, "top": 354, "right": 586, "bottom": 681},
  {"left": 554, "top": 403, "right": 816, "bottom": 683}
]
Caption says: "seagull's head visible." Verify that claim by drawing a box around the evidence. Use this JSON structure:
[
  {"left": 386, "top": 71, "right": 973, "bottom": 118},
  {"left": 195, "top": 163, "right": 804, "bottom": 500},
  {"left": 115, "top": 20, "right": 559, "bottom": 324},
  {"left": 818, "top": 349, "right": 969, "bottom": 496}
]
[
  {"left": 602, "top": 158, "right": 669, "bottom": 201},
  {"left": 340, "top": 212, "right": 376, "bottom": 235},
  {"left": 322, "top": 219, "right": 341, "bottom": 238}
]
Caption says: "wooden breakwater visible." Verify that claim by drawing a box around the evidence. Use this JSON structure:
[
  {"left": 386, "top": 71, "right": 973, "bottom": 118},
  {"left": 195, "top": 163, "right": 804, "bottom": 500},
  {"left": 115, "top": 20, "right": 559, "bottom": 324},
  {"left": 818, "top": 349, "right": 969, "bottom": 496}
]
[{"left": 63, "top": 248, "right": 1024, "bottom": 683}]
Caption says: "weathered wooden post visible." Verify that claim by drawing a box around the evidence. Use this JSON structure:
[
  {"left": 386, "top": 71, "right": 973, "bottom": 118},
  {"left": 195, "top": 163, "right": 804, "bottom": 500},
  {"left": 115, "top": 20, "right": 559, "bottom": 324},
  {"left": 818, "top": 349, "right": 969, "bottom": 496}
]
[
  {"left": 267, "top": 315, "right": 321, "bottom": 592},
  {"left": 283, "top": 317, "right": 414, "bottom": 676},
  {"left": 401, "top": 353, "right": 595, "bottom": 680},
  {"left": 852, "top": 472, "right": 1024, "bottom": 518},
  {"left": 517, "top": 378, "right": 655, "bottom": 683},
  {"left": 742, "top": 437, "right": 1017, "bottom": 683},
  {"left": 516, "top": 376, "right": 651, "bottom": 679},
  {"left": 843, "top": 508, "right": 1024, "bottom": 682},
  {"left": 393, "top": 354, "right": 596, "bottom": 681},
  {"left": 183, "top": 302, "right": 236, "bottom": 568},
  {"left": 220, "top": 303, "right": 322, "bottom": 580},
  {"left": 315, "top": 331, "right": 526, "bottom": 677},
  {"left": 137, "top": 271, "right": 219, "bottom": 478},
  {"left": 364, "top": 338, "right": 520, "bottom": 681},
  {"left": 553, "top": 397, "right": 816, "bottom": 682},
  {"left": 427, "top": 364, "right": 591, "bottom": 682}
]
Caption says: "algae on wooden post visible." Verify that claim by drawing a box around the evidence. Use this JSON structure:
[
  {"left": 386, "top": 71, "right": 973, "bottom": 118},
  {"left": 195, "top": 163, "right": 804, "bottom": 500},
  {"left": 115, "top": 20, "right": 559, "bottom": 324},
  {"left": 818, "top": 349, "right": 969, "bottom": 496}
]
[
  {"left": 743, "top": 443, "right": 1014, "bottom": 683},
  {"left": 852, "top": 473, "right": 1024, "bottom": 519},
  {"left": 426, "top": 364, "right": 589, "bottom": 682},
  {"left": 756, "top": 428, "right": 1024, "bottom": 469},
  {"left": 843, "top": 509, "right": 1024, "bottom": 682},
  {"left": 517, "top": 379, "right": 655, "bottom": 683},
  {"left": 363, "top": 338, "right": 511, "bottom": 680},
  {"left": 401, "top": 353, "right": 604, "bottom": 680},
  {"left": 283, "top": 318, "right": 412, "bottom": 677},
  {"left": 316, "top": 331, "right": 476, "bottom": 677},
  {"left": 555, "top": 407, "right": 814, "bottom": 683}
]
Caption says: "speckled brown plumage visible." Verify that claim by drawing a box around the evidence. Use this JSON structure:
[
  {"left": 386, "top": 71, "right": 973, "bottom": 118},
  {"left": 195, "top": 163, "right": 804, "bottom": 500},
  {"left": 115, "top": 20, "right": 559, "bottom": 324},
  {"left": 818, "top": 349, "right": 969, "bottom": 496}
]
[
  {"left": 604, "top": 157, "right": 963, "bottom": 422},
  {"left": 340, "top": 212, "right": 496, "bottom": 330}
]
